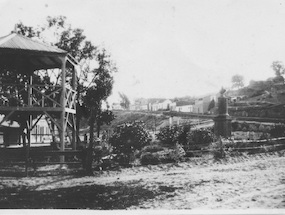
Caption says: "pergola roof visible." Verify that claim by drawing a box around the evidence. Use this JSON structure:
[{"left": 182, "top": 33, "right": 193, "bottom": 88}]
[{"left": 0, "top": 32, "right": 76, "bottom": 72}]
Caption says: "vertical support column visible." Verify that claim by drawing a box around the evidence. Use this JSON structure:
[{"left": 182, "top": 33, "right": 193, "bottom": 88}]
[
  {"left": 25, "top": 75, "right": 33, "bottom": 176},
  {"left": 60, "top": 56, "right": 67, "bottom": 163},
  {"left": 72, "top": 66, "right": 77, "bottom": 150}
]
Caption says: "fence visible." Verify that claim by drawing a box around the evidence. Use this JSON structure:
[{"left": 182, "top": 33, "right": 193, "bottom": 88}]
[{"left": 184, "top": 137, "right": 285, "bottom": 156}]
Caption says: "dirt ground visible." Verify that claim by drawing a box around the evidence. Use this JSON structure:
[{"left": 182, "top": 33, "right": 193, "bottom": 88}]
[{"left": 0, "top": 152, "right": 285, "bottom": 210}]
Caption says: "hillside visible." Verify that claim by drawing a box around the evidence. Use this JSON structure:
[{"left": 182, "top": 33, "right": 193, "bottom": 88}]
[{"left": 228, "top": 78, "right": 285, "bottom": 104}]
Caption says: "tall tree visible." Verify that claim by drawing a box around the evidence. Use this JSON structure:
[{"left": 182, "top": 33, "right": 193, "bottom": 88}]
[
  {"left": 119, "top": 92, "right": 130, "bottom": 109},
  {"left": 231, "top": 74, "right": 244, "bottom": 89},
  {"left": 83, "top": 49, "right": 116, "bottom": 144}
]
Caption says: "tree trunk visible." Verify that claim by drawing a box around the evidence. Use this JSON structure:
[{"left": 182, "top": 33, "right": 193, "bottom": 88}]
[
  {"left": 76, "top": 113, "right": 81, "bottom": 144},
  {"left": 86, "top": 109, "right": 95, "bottom": 175}
]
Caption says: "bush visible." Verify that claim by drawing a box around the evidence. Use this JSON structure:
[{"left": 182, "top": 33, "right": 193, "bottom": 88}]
[
  {"left": 141, "top": 152, "right": 160, "bottom": 165},
  {"left": 187, "top": 128, "right": 214, "bottom": 146},
  {"left": 177, "top": 124, "right": 192, "bottom": 145},
  {"left": 231, "top": 121, "right": 239, "bottom": 132},
  {"left": 156, "top": 124, "right": 191, "bottom": 146},
  {"left": 269, "top": 123, "right": 285, "bottom": 138},
  {"left": 156, "top": 125, "right": 180, "bottom": 146},
  {"left": 211, "top": 138, "right": 233, "bottom": 160},
  {"left": 109, "top": 121, "right": 152, "bottom": 166}
]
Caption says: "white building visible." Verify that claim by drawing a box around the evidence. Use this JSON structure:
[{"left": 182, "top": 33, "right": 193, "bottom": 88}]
[
  {"left": 193, "top": 94, "right": 217, "bottom": 114},
  {"left": 112, "top": 103, "right": 123, "bottom": 110},
  {"left": 175, "top": 101, "right": 194, "bottom": 112},
  {"left": 149, "top": 99, "right": 174, "bottom": 111}
]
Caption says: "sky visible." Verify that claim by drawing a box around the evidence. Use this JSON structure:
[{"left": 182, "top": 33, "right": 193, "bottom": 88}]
[{"left": 1, "top": 0, "right": 285, "bottom": 103}]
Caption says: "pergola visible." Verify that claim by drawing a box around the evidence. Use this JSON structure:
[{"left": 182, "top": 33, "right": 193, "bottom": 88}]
[{"left": 0, "top": 31, "right": 79, "bottom": 160}]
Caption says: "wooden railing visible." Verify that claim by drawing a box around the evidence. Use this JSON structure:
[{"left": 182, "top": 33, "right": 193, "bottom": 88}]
[{"left": 0, "top": 84, "right": 76, "bottom": 109}]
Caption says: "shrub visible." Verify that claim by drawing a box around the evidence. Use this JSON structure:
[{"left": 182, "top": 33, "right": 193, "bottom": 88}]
[
  {"left": 259, "top": 132, "right": 270, "bottom": 140},
  {"left": 269, "top": 123, "right": 285, "bottom": 138},
  {"left": 177, "top": 124, "right": 192, "bottom": 145},
  {"left": 187, "top": 128, "right": 214, "bottom": 146},
  {"left": 159, "top": 145, "right": 185, "bottom": 163},
  {"left": 140, "top": 152, "right": 160, "bottom": 165},
  {"left": 241, "top": 122, "right": 249, "bottom": 131},
  {"left": 231, "top": 121, "right": 239, "bottom": 132},
  {"left": 109, "top": 121, "right": 152, "bottom": 166},
  {"left": 211, "top": 138, "right": 233, "bottom": 160},
  {"left": 156, "top": 125, "right": 180, "bottom": 146},
  {"left": 156, "top": 124, "right": 191, "bottom": 146}
]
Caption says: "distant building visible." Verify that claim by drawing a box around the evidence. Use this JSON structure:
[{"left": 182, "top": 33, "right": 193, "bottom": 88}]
[
  {"left": 193, "top": 95, "right": 217, "bottom": 114},
  {"left": 193, "top": 98, "right": 203, "bottom": 113},
  {"left": 149, "top": 99, "right": 174, "bottom": 111},
  {"left": 175, "top": 101, "right": 194, "bottom": 112},
  {"left": 112, "top": 103, "right": 123, "bottom": 110}
]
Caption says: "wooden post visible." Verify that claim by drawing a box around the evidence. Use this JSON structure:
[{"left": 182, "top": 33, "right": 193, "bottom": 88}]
[
  {"left": 60, "top": 56, "right": 66, "bottom": 163},
  {"left": 72, "top": 67, "right": 77, "bottom": 150},
  {"left": 25, "top": 75, "right": 33, "bottom": 176}
]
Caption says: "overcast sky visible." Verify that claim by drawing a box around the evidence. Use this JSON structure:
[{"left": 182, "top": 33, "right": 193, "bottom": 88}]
[{"left": 1, "top": 0, "right": 285, "bottom": 103}]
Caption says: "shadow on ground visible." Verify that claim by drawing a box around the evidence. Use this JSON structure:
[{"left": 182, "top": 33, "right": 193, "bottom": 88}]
[{"left": 0, "top": 180, "right": 159, "bottom": 209}]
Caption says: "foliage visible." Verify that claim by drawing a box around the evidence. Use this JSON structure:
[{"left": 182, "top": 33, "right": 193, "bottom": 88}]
[
  {"left": 208, "top": 99, "right": 215, "bottom": 111},
  {"left": 0, "top": 71, "right": 53, "bottom": 128},
  {"left": 231, "top": 121, "right": 239, "bottom": 132},
  {"left": 156, "top": 124, "right": 192, "bottom": 146},
  {"left": 140, "top": 152, "right": 160, "bottom": 165},
  {"left": 109, "top": 121, "right": 152, "bottom": 165},
  {"left": 187, "top": 128, "right": 214, "bottom": 146},
  {"left": 156, "top": 125, "right": 180, "bottom": 145},
  {"left": 231, "top": 74, "right": 245, "bottom": 89},
  {"left": 95, "top": 109, "right": 115, "bottom": 137},
  {"left": 211, "top": 138, "right": 232, "bottom": 160},
  {"left": 269, "top": 123, "right": 285, "bottom": 138},
  {"left": 83, "top": 48, "right": 116, "bottom": 142},
  {"left": 156, "top": 125, "right": 214, "bottom": 147},
  {"left": 271, "top": 61, "right": 285, "bottom": 77},
  {"left": 119, "top": 92, "right": 130, "bottom": 110},
  {"left": 177, "top": 124, "right": 192, "bottom": 145}
]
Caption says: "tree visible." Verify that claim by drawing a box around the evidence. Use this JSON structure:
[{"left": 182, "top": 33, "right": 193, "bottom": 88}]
[
  {"left": 119, "top": 92, "right": 130, "bottom": 110},
  {"left": 271, "top": 61, "right": 285, "bottom": 77},
  {"left": 231, "top": 74, "right": 244, "bottom": 89},
  {"left": 96, "top": 109, "right": 115, "bottom": 138},
  {"left": 271, "top": 61, "right": 285, "bottom": 83},
  {"left": 208, "top": 99, "right": 215, "bottom": 111},
  {"left": 83, "top": 48, "right": 116, "bottom": 145}
]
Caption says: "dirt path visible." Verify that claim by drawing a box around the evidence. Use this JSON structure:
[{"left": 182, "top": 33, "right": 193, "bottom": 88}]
[{"left": 0, "top": 153, "right": 285, "bottom": 209}]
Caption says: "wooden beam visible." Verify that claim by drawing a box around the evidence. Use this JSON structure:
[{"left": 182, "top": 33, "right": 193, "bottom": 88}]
[
  {"left": 0, "top": 107, "right": 63, "bottom": 112},
  {"left": 60, "top": 56, "right": 67, "bottom": 162},
  {"left": 0, "top": 110, "right": 15, "bottom": 126},
  {"left": 28, "top": 114, "right": 43, "bottom": 132},
  {"left": 44, "top": 111, "right": 61, "bottom": 131}
]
